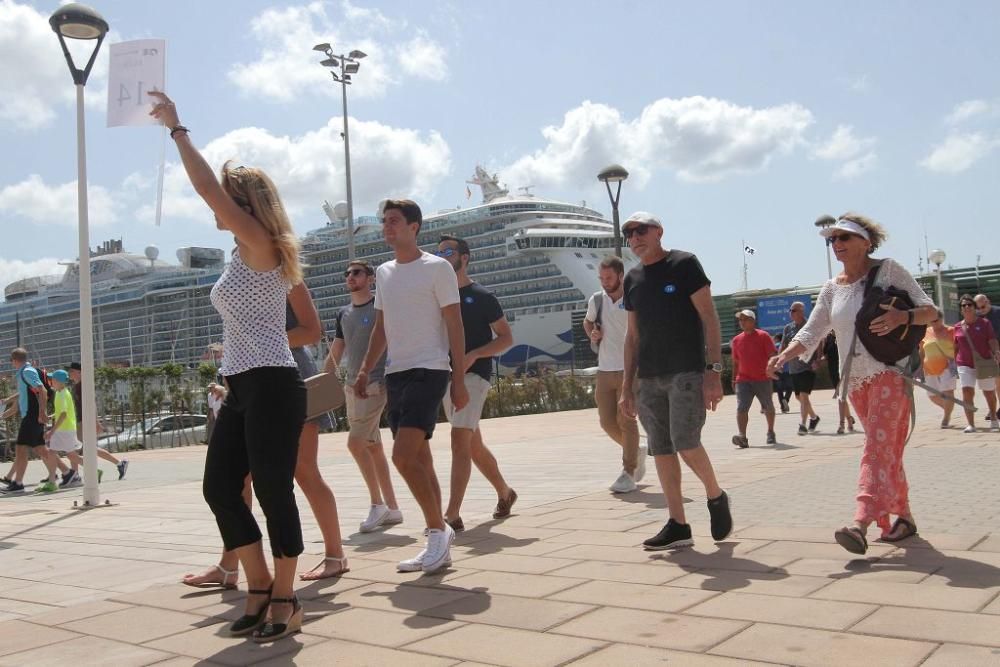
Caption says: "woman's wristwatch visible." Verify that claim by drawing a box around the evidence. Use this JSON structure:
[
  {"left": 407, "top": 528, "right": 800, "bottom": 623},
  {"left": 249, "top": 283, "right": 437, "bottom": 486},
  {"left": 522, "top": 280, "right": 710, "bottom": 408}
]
[{"left": 706, "top": 362, "right": 723, "bottom": 373}]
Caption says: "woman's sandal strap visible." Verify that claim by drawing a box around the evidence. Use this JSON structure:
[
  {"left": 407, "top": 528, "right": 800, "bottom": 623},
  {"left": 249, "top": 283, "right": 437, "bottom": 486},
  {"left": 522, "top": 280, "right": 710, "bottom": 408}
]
[{"left": 247, "top": 588, "right": 272, "bottom": 596}]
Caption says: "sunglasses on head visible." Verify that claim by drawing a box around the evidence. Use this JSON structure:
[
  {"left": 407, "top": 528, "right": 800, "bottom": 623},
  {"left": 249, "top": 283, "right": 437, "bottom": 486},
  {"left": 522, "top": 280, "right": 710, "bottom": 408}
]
[
  {"left": 434, "top": 248, "right": 456, "bottom": 257},
  {"left": 344, "top": 268, "right": 369, "bottom": 278},
  {"left": 623, "top": 224, "right": 653, "bottom": 239}
]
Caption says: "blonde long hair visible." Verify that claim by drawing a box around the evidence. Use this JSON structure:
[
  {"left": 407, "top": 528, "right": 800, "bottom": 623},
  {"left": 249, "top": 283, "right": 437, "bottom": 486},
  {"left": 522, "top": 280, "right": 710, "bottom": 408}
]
[{"left": 220, "top": 161, "right": 303, "bottom": 285}]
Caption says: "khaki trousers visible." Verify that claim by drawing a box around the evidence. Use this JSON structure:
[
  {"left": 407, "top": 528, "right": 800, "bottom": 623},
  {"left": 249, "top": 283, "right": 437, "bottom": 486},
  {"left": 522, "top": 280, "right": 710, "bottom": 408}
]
[{"left": 595, "top": 370, "right": 640, "bottom": 473}]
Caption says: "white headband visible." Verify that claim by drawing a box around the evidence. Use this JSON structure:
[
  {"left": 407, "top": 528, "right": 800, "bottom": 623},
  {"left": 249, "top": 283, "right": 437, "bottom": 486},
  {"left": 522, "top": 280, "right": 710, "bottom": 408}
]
[{"left": 820, "top": 219, "right": 870, "bottom": 242}]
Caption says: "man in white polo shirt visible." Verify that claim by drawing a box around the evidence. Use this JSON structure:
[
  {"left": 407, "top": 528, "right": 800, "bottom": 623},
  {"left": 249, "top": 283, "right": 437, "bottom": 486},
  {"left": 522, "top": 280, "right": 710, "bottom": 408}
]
[{"left": 584, "top": 255, "right": 645, "bottom": 493}]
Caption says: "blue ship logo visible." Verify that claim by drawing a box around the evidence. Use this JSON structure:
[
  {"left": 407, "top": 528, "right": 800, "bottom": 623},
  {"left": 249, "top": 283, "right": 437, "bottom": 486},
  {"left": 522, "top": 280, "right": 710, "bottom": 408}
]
[{"left": 663, "top": 284, "right": 677, "bottom": 294}]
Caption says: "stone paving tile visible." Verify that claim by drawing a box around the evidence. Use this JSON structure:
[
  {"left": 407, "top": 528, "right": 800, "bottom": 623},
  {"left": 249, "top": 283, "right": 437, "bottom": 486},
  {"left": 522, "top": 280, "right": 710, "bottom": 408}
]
[
  {"left": 550, "top": 606, "right": 748, "bottom": 653},
  {"left": 328, "top": 581, "right": 478, "bottom": 615},
  {"left": 61, "top": 605, "right": 211, "bottom": 644},
  {"left": 456, "top": 553, "right": 580, "bottom": 575},
  {"left": 455, "top": 538, "right": 571, "bottom": 557},
  {"left": 537, "top": 517, "right": 653, "bottom": 532},
  {"left": 811, "top": 577, "right": 998, "bottom": 611},
  {"left": 667, "top": 569, "right": 832, "bottom": 597},
  {"left": 921, "top": 643, "right": 1000, "bottom": 666},
  {"left": 142, "top": 624, "right": 325, "bottom": 666},
  {"left": 20, "top": 599, "right": 132, "bottom": 626},
  {"left": 973, "top": 535, "right": 1000, "bottom": 553},
  {"left": 420, "top": 592, "right": 594, "bottom": 631},
  {"left": 548, "top": 560, "right": 688, "bottom": 586},
  {"left": 405, "top": 624, "right": 606, "bottom": 667},
  {"left": 255, "top": 637, "right": 460, "bottom": 666},
  {"left": 853, "top": 606, "right": 1000, "bottom": 647},
  {"left": 746, "top": 539, "right": 896, "bottom": 560},
  {"left": 542, "top": 529, "right": 643, "bottom": 547},
  {"left": 1, "top": 581, "right": 112, "bottom": 607},
  {"left": 549, "top": 579, "right": 720, "bottom": 613},
  {"left": 709, "top": 622, "right": 937, "bottom": 666},
  {"left": 0, "top": 634, "right": 172, "bottom": 667},
  {"left": 983, "top": 594, "right": 1000, "bottom": 615},
  {"left": 441, "top": 570, "right": 586, "bottom": 599},
  {"left": 0, "top": 620, "right": 81, "bottom": 658},
  {"left": 565, "top": 643, "right": 776, "bottom": 667},
  {"left": 686, "top": 591, "right": 877, "bottom": 631},
  {"left": 109, "top": 584, "right": 245, "bottom": 612},
  {"left": 782, "top": 557, "right": 935, "bottom": 582},
  {"left": 305, "top": 606, "right": 464, "bottom": 648}
]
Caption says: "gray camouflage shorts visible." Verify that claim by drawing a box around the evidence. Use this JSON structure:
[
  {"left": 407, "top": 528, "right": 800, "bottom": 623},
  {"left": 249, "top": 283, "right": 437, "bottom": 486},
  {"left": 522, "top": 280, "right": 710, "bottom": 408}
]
[{"left": 635, "top": 371, "right": 705, "bottom": 456}]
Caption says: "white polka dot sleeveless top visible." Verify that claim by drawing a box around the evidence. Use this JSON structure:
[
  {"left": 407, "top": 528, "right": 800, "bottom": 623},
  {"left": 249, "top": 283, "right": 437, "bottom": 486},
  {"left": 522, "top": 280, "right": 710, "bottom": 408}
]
[{"left": 210, "top": 248, "right": 296, "bottom": 376}]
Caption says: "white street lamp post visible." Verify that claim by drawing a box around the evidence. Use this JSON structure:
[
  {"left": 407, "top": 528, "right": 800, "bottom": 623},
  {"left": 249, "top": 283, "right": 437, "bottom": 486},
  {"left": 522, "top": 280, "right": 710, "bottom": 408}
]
[
  {"left": 814, "top": 215, "right": 836, "bottom": 280},
  {"left": 50, "top": 2, "right": 109, "bottom": 508},
  {"left": 930, "top": 249, "right": 947, "bottom": 312},
  {"left": 315, "top": 44, "right": 367, "bottom": 261}
]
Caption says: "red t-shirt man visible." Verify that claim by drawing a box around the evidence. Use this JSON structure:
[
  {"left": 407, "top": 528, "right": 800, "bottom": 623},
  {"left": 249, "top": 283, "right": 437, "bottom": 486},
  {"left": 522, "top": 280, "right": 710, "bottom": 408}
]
[{"left": 732, "top": 327, "right": 777, "bottom": 382}]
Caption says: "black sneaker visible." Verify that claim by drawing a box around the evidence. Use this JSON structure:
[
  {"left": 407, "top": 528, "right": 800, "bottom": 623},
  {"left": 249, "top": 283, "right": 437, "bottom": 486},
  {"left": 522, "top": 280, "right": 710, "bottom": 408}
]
[
  {"left": 643, "top": 519, "right": 693, "bottom": 551},
  {"left": 1, "top": 481, "right": 25, "bottom": 494},
  {"left": 766, "top": 432, "right": 777, "bottom": 445},
  {"left": 707, "top": 491, "right": 733, "bottom": 541},
  {"left": 117, "top": 460, "right": 129, "bottom": 480},
  {"left": 808, "top": 416, "right": 820, "bottom": 432},
  {"left": 59, "top": 469, "right": 79, "bottom": 488},
  {"left": 731, "top": 435, "right": 749, "bottom": 449},
  {"left": 797, "top": 424, "right": 808, "bottom": 436}
]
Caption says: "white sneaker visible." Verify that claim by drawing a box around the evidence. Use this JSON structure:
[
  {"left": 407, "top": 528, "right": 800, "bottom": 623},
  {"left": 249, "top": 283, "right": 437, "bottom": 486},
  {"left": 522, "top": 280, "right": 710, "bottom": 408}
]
[
  {"left": 964, "top": 425, "right": 976, "bottom": 434},
  {"left": 383, "top": 509, "right": 403, "bottom": 525},
  {"left": 991, "top": 420, "right": 999, "bottom": 433},
  {"left": 610, "top": 470, "right": 637, "bottom": 494},
  {"left": 397, "top": 548, "right": 427, "bottom": 572},
  {"left": 360, "top": 504, "right": 390, "bottom": 533},
  {"left": 633, "top": 446, "right": 647, "bottom": 483},
  {"left": 422, "top": 524, "right": 455, "bottom": 574}
]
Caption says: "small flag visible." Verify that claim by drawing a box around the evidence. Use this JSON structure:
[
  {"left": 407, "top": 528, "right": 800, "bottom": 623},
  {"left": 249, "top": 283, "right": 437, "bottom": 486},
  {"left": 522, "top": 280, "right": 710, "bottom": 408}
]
[
  {"left": 744, "top": 244, "right": 756, "bottom": 256},
  {"left": 465, "top": 186, "right": 472, "bottom": 199}
]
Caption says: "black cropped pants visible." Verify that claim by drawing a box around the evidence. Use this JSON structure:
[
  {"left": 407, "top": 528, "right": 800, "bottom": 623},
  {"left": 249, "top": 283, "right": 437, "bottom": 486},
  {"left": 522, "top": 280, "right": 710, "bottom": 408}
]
[{"left": 203, "top": 366, "right": 306, "bottom": 558}]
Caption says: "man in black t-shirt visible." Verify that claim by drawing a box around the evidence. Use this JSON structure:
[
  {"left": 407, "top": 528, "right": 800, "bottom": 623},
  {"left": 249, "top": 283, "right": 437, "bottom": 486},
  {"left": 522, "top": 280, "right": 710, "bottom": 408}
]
[
  {"left": 436, "top": 235, "right": 518, "bottom": 530},
  {"left": 619, "top": 212, "right": 733, "bottom": 550}
]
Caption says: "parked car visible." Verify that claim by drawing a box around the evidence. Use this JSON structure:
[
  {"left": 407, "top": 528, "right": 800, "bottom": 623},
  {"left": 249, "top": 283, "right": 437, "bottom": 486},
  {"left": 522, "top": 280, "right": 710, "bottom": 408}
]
[{"left": 99, "top": 414, "right": 208, "bottom": 450}]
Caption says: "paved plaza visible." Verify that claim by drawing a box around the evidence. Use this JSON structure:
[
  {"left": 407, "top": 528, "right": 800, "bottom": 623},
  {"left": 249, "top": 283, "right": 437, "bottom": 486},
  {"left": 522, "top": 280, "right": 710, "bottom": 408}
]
[{"left": 0, "top": 391, "right": 999, "bottom": 666}]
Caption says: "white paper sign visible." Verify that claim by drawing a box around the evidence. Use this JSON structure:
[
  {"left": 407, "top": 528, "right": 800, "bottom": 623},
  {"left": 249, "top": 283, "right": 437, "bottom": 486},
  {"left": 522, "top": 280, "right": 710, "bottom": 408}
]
[{"left": 106, "top": 39, "right": 165, "bottom": 127}]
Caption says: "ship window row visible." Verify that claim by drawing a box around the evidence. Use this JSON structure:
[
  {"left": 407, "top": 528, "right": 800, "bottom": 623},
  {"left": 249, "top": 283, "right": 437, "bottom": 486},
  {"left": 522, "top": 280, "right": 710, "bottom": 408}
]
[
  {"left": 499, "top": 288, "right": 585, "bottom": 311},
  {"left": 490, "top": 277, "right": 573, "bottom": 297},
  {"left": 515, "top": 236, "right": 616, "bottom": 250}
]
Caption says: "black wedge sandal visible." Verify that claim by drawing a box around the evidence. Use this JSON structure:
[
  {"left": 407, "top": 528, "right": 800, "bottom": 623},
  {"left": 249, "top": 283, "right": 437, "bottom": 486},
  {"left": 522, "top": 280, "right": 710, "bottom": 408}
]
[
  {"left": 227, "top": 586, "right": 272, "bottom": 637},
  {"left": 253, "top": 595, "right": 303, "bottom": 643}
]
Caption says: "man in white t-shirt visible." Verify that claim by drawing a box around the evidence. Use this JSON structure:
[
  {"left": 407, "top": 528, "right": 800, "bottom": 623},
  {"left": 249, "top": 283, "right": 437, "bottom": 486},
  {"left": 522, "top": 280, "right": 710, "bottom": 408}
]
[
  {"left": 356, "top": 199, "right": 468, "bottom": 575},
  {"left": 583, "top": 256, "right": 644, "bottom": 493}
]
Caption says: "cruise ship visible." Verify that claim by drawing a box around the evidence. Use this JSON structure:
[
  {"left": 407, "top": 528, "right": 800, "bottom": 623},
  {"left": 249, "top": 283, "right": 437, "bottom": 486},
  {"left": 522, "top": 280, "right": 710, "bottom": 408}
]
[{"left": 0, "top": 168, "right": 626, "bottom": 374}]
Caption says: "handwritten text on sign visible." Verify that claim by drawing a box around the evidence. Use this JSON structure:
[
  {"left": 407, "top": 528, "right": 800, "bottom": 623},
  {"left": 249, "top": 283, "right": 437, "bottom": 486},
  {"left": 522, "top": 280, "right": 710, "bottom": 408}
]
[{"left": 107, "top": 39, "right": 165, "bottom": 127}]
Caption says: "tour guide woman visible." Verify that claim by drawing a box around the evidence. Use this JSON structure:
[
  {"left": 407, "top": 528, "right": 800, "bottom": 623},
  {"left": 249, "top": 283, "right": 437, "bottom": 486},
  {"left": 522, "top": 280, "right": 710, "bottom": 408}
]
[
  {"left": 151, "top": 91, "right": 307, "bottom": 641},
  {"left": 766, "top": 214, "right": 936, "bottom": 554}
]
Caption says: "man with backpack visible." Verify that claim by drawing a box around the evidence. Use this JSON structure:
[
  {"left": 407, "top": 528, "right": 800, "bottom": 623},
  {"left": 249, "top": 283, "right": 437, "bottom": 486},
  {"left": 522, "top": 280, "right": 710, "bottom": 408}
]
[
  {"left": 584, "top": 255, "right": 644, "bottom": 493},
  {"left": 1, "top": 348, "right": 61, "bottom": 494}
]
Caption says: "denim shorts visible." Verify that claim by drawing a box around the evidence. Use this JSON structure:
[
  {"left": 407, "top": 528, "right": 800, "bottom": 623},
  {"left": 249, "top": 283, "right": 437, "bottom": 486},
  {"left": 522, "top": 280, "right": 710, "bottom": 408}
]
[
  {"left": 635, "top": 371, "right": 705, "bottom": 456},
  {"left": 385, "top": 368, "right": 450, "bottom": 439}
]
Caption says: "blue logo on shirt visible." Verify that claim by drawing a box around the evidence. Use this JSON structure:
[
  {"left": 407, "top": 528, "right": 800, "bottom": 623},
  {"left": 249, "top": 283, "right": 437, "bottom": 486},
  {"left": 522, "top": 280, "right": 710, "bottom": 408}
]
[
  {"left": 618, "top": 302, "right": 625, "bottom": 309},
  {"left": 464, "top": 296, "right": 474, "bottom": 304},
  {"left": 362, "top": 316, "right": 370, "bottom": 325},
  {"left": 663, "top": 284, "right": 677, "bottom": 294}
]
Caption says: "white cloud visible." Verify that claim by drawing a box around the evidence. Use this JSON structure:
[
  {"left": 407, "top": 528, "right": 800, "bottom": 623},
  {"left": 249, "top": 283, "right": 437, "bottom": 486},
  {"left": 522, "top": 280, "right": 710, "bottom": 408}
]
[
  {"left": 0, "top": 0, "right": 111, "bottom": 130},
  {"left": 0, "top": 175, "right": 119, "bottom": 226},
  {"left": 946, "top": 99, "right": 991, "bottom": 125},
  {"left": 227, "top": 1, "right": 447, "bottom": 102},
  {"left": 919, "top": 133, "right": 998, "bottom": 173},
  {"left": 0, "top": 257, "right": 69, "bottom": 293},
  {"left": 147, "top": 117, "right": 451, "bottom": 226},
  {"left": 501, "top": 97, "right": 814, "bottom": 189},
  {"left": 848, "top": 74, "right": 870, "bottom": 93},
  {"left": 812, "top": 125, "right": 878, "bottom": 179}
]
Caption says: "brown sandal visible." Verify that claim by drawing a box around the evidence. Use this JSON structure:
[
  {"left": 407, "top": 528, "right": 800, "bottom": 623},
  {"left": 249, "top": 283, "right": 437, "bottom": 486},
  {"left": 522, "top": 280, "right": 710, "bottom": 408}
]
[
  {"left": 882, "top": 517, "right": 918, "bottom": 542},
  {"left": 834, "top": 526, "right": 868, "bottom": 554}
]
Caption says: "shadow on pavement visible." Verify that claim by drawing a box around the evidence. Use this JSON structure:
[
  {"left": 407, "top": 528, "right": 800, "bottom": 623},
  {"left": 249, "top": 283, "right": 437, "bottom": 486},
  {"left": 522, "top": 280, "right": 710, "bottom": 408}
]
[
  {"left": 651, "top": 542, "right": 794, "bottom": 592},
  {"left": 457, "top": 519, "right": 540, "bottom": 556},
  {"left": 833, "top": 540, "right": 1000, "bottom": 588},
  {"left": 613, "top": 489, "right": 677, "bottom": 508},
  {"left": 363, "top": 582, "right": 492, "bottom": 628}
]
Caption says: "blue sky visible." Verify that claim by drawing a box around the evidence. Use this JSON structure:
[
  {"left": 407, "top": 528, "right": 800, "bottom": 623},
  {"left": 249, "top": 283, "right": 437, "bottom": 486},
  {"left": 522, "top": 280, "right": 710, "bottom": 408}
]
[{"left": 2, "top": 0, "right": 998, "bottom": 295}]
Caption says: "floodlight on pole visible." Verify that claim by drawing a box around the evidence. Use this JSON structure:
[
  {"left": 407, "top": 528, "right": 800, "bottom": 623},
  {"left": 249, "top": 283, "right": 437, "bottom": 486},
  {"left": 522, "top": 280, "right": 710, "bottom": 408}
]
[
  {"left": 597, "top": 164, "right": 629, "bottom": 257},
  {"left": 49, "top": 2, "right": 109, "bottom": 508},
  {"left": 930, "top": 249, "right": 947, "bottom": 311},
  {"left": 814, "top": 214, "right": 837, "bottom": 280}
]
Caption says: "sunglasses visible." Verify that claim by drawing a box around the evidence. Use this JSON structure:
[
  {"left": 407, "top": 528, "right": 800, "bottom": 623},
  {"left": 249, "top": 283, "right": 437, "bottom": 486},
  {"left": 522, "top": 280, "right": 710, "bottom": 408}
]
[
  {"left": 623, "top": 224, "right": 653, "bottom": 239},
  {"left": 434, "top": 248, "right": 456, "bottom": 257},
  {"left": 826, "top": 233, "right": 859, "bottom": 244},
  {"left": 344, "top": 268, "right": 369, "bottom": 278},
  {"left": 960, "top": 303, "right": 975, "bottom": 309}
]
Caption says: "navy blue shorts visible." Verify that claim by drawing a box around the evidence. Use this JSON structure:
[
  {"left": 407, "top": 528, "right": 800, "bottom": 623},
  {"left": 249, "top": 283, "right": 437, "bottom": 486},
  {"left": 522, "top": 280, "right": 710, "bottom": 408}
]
[{"left": 385, "top": 368, "right": 449, "bottom": 439}]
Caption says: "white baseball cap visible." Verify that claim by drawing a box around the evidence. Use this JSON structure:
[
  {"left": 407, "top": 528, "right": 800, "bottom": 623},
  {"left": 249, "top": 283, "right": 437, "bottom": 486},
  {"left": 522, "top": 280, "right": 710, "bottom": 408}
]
[
  {"left": 736, "top": 309, "right": 756, "bottom": 320},
  {"left": 622, "top": 211, "right": 663, "bottom": 231}
]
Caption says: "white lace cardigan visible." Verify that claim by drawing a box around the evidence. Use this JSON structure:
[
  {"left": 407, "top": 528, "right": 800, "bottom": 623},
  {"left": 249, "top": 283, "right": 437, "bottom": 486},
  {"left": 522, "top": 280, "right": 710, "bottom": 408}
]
[{"left": 791, "top": 258, "right": 934, "bottom": 391}]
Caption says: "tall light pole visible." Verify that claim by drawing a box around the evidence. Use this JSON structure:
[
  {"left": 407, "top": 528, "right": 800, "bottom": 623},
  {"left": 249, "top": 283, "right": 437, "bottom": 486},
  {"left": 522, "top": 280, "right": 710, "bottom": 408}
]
[
  {"left": 930, "top": 249, "right": 947, "bottom": 312},
  {"left": 597, "top": 164, "right": 629, "bottom": 257},
  {"left": 814, "top": 214, "right": 836, "bottom": 280},
  {"left": 50, "top": 3, "right": 108, "bottom": 508},
  {"left": 315, "top": 43, "right": 367, "bottom": 261}
]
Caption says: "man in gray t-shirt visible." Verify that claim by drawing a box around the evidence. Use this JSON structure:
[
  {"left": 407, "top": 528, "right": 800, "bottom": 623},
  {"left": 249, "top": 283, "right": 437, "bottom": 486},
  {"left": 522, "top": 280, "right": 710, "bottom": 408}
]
[
  {"left": 326, "top": 261, "right": 401, "bottom": 532},
  {"left": 779, "top": 302, "right": 821, "bottom": 435}
]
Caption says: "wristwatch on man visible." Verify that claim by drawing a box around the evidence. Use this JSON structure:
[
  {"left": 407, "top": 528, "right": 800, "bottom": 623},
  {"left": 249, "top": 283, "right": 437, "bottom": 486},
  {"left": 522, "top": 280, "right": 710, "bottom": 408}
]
[{"left": 706, "top": 362, "right": 723, "bottom": 373}]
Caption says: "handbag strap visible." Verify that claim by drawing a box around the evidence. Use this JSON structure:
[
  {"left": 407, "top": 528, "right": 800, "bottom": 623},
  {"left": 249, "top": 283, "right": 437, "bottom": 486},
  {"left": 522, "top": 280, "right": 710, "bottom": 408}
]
[{"left": 835, "top": 260, "right": 884, "bottom": 400}]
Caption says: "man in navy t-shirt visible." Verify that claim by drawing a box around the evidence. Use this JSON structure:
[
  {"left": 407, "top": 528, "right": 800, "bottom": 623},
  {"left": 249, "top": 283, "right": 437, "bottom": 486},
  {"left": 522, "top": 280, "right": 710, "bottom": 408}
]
[{"left": 619, "top": 212, "right": 732, "bottom": 550}]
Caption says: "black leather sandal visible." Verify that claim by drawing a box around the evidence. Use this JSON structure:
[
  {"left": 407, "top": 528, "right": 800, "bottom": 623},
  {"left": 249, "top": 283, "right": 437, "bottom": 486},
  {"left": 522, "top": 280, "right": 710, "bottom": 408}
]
[
  {"left": 834, "top": 526, "right": 868, "bottom": 555},
  {"left": 882, "top": 517, "right": 918, "bottom": 542},
  {"left": 252, "top": 596, "right": 303, "bottom": 643},
  {"left": 227, "top": 586, "right": 272, "bottom": 637}
]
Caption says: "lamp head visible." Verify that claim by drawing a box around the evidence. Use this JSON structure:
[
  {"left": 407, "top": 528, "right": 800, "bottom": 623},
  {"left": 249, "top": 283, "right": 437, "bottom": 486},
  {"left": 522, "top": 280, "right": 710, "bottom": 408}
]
[
  {"left": 344, "top": 61, "right": 360, "bottom": 74},
  {"left": 597, "top": 164, "right": 629, "bottom": 183},
  {"left": 320, "top": 57, "right": 339, "bottom": 68},
  {"left": 929, "top": 249, "right": 946, "bottom": 266},
  {"left": 349, "top": 49, "right": 367, "bottom": 59},
  {"left": 313, "top": 43, "right": 331, "bottom": 52},
  {"left": 49, "top": 3, "right": 108, "bottom": 40},
  {"left": 813, "top": 214, "right": 837, "bottom": 229}
]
